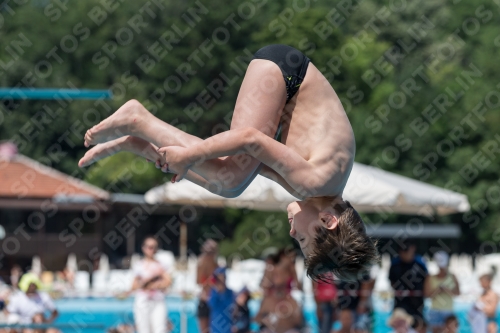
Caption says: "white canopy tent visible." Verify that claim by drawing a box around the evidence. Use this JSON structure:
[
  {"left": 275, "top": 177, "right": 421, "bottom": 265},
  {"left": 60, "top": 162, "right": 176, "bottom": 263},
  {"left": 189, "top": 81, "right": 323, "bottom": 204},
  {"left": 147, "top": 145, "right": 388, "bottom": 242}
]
[{"left": 145, "top": 162, "right": 469, "bottom": 216}]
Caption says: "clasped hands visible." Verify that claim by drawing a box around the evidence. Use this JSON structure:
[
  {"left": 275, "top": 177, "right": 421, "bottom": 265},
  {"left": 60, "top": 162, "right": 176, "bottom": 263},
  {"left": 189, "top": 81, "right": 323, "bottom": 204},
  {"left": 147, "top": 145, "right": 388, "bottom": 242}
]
[{"left": 154, "top": 146, "right": 192, "bottom": 183}]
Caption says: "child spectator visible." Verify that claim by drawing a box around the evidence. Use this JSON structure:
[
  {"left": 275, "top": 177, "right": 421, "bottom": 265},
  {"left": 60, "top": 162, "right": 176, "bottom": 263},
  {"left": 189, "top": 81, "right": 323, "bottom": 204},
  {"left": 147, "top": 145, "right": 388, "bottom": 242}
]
[
  {"left": 387, "top": 308, "right": 417, "bottom": 333},
  {"left": 232, "top": 287, "right": 251, "bottom": 333},
  {"left": 415, "top": 321, "right": 428, "bottom": 333},
  {"left": 443, "top": 315, "right": 458, "bottom": 333}
]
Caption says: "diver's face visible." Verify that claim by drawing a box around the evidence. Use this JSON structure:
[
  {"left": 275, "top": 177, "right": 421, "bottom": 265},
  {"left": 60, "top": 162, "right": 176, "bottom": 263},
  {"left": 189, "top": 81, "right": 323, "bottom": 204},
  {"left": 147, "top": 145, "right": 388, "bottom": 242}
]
[{"left": 287, "top": 199, "right": 328, "bottom": 258}]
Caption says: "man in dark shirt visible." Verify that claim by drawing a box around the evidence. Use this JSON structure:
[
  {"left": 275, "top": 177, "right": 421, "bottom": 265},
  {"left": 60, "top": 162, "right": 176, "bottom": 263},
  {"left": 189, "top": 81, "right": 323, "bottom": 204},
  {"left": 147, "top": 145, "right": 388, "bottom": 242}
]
[
  {"left": 335, "top": 272, "right": 375, "bottom": 333},
  {"left": 389, "top": 239, "right": 428, "bottom": 329}
]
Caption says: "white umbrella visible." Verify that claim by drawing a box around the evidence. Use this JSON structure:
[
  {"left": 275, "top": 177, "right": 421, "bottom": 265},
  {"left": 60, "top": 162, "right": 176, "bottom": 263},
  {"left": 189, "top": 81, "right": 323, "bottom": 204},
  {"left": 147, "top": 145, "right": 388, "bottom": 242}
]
[
  {"left": 145, "top": 162, "right": 469, "bottom": 216},
  {"left": 344, "top": 163, "right": 470, "bottom": 215},
  {"left": 146, "top": 172, "right": 293, "bottom": 212}
]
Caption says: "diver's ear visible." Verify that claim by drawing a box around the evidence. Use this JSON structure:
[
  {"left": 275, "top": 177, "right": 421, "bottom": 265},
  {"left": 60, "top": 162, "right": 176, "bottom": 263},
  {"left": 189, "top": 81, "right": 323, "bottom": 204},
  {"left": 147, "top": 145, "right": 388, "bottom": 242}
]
[{"left": 319, "top": 211, "right": 339, "bottom": 230}]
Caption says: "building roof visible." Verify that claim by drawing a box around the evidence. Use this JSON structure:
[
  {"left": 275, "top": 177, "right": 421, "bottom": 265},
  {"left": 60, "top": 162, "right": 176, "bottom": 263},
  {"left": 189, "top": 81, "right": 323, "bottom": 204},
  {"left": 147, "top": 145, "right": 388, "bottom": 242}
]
[{"left": 0, "top": 153, "right": 109, "bottom": 200}]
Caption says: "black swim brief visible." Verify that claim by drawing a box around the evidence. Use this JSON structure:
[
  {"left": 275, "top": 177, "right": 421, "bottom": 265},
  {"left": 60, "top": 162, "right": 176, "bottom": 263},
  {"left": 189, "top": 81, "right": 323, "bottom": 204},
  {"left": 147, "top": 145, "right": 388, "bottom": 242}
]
[
  {"left": 197, "top": 299, "right": 210, "bottom": 318},
  {"left": 252, "top": 44, "right": 310, "bottom": 103}
]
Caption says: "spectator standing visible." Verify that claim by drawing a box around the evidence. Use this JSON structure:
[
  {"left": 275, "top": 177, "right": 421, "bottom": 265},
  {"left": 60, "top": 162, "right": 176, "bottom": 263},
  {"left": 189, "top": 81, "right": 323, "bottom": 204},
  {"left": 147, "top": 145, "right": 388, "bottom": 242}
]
[
  {"left": 312, "top": 275, "right": 337, "bottom": 333},
  {"left": 258, "top": 249, "right": 303, "bottom": 333},
  {"left": 335, "top": 277, "right": 357, "bottom": 333},
  {"left": 265, "top": 249, "right": 301, "bottom": 298},
  {"left": 197, "top": 239, "right": 219, "bottom": 333},
  {"left": 354, "top": 270, "right": 376, "bottom": 333},
  {"left": 389, "top": 240, "right": 428, "bottom": 330},
  {"left": 208, "top": 267, "right": 235, "bottom": 333},
  {"left": 6, "top": 272, "right": 59, "bottom": 333},
  {"left": 260, "top": 252, "right": 279, "bottom": 298},
  {"left": 334, "top": 272, "right": 375, "bottom": 333},
  {"left": 131, "top": 237, "right": 171, "bottom": 333},
  {"left": 471, "top": 273, "right": 499, "bottom": 333},
  {"left": 424, "top": 251, "right": 460, "bottom": 333}
]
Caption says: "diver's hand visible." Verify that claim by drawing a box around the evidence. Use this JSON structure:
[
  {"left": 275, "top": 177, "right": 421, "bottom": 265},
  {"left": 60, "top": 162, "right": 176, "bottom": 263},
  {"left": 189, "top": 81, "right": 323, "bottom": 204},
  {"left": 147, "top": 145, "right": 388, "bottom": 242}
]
[{"left": 157, "top": 146, "right": 192, "bottom": 182}]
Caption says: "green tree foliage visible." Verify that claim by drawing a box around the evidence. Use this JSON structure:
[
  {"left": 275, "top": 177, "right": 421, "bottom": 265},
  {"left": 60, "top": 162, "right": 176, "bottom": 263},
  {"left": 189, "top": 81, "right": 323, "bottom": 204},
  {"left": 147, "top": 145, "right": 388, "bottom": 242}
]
[
  {"left": 218, "top": 209, "right": 290, "bottom": 260},
  {"left": 1, "top": 0, "right": 499, "bottom": 254}
]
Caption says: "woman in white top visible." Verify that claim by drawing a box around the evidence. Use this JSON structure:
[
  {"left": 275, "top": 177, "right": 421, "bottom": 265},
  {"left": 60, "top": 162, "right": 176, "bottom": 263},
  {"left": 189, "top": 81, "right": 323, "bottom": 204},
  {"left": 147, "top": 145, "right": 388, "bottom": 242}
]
[{"left": 131, "top": 237, "right": 172, "bottom": 333}]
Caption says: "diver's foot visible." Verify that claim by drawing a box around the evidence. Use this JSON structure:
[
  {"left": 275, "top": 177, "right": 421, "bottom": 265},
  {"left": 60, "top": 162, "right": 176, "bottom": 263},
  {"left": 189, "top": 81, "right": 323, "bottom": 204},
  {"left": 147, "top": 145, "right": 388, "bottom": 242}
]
[
  {"left": 84, "top": 99, "right": 146, "bottom": 146},
  {"left": 79, "top": 136, "right": 159, "bottom": 167}
]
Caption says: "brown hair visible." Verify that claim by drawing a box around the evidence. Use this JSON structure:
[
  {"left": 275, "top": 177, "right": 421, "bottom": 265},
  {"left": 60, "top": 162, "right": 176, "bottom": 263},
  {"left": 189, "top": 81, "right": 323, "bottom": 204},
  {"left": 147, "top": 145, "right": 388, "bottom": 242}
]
[
  {"left": 305, "top": 201, "right": 379, "bottom": 282},
  {"left": 480, "top": 272, "right": 494, "bottom": 281},
  {"left": 444, "top": 315, "right": 458, "bottom": 325}
]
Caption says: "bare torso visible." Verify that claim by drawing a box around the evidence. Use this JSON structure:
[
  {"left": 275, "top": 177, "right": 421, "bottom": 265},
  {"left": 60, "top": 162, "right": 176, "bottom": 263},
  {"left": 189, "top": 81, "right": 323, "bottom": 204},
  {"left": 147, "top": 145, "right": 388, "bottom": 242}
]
[
  {"left": 257, "top": 294, "right": 302, "bottom": 333},
  {"left": 197, "top": 253, "right": 218, "bottom": 294},
  {"left": 271, "top": 262, "right": 292, "bottom": 286},
  {"left": 279, "top": 62, "right": 355, "bottom": 197}
]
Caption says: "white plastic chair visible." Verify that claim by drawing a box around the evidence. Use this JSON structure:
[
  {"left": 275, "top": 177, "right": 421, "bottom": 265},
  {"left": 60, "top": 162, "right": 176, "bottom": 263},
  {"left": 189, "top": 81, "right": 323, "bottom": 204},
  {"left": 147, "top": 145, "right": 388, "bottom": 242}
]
[
  {"left": 74, "top": 271, "right": 90, "bottom": 293},
  {"left": 92, "top": 270, "right": 109, "bottom": 294},
  {"left": 108, "top": 270, "right": 134, "bottom": 293}
]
